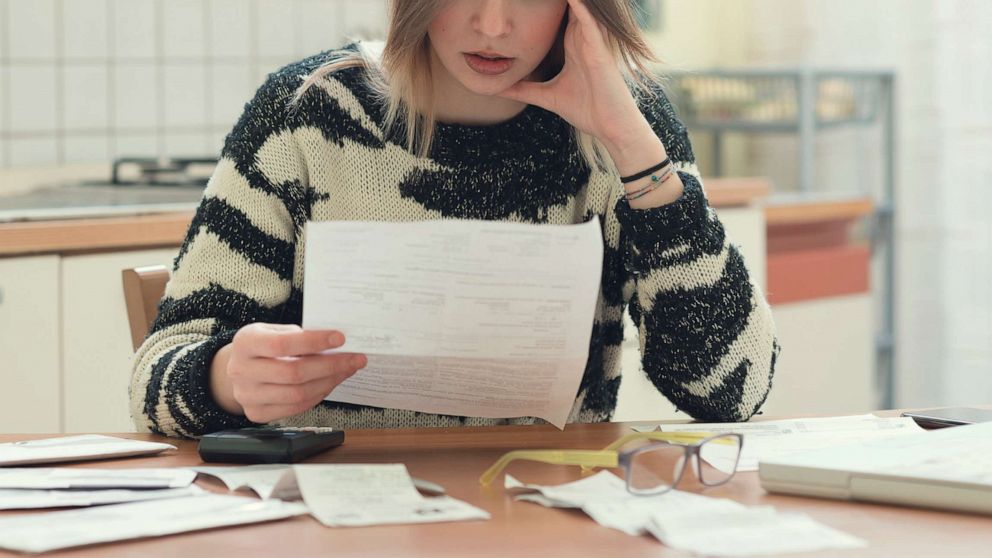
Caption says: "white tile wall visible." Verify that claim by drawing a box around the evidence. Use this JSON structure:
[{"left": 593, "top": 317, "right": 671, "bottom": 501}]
[
  {"left": 0, "top": 0, "right": 388, "bottom": 169},
  {"left": 63, "top": 65, "right": 108, "bottom": 130},
  {"left": 296, "top": 0, "right": 345, "bottom": 56},
  {"left": 162, "top": 63, "right": 207, "bottom": 128},
  {"left": 162, "top": 0, "right": 206, "bottom": 59},
  {"left": 113, "top": 63, "right": 158, "bottom": 129},
  {"left": 111, "top": 131, "right": 158, "bottom": 159},
  {"left": 64, "top": 133, "right": 110, "bottom": 163},
  {"left": 9, "top": 136, "right": 57, "bottom": 165},
  {"left": 113, "top": 0, "right": 157, "bottom": 59},
  {"left": 256, "top": 0, "right": 297, "bottom": 60},
  {"left": 208, "top": 0, "right": 252, "bottom": 59},
  {"left": 209, "top": 61, "right": 253, "bottom": 126},
  {"left": 8, "top": 65, "right": 58, "bottom": 132},
  {"left": 63, "top": 0, "right": 109, "bottom": 60},
  {"left": 7, "top": 0, "right": 57, "bottom": 60}
]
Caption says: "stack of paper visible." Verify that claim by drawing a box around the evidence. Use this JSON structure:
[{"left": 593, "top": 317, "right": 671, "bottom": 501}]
[
  {"left": 0, "top": 468, "right": 201, "bottom": 510},
  {"left": 0, "top": 494, "right": 309, "bottom": 554},
  {"left": 0, "top": 436, "right": 488, "bottom": 551},
  {"left": 635, "top": 414, "right": 925, "bottom": 473},
  {"left": 0, "top": 434, "right": 176, "bottom": 466},
  {"left": 508, "top": 472, "right": 866, "bottom": 556}
]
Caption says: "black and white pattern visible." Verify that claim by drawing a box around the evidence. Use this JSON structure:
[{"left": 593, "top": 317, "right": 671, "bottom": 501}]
[{"left": 129, "top": 46, "right": 779, "bottom": 438}]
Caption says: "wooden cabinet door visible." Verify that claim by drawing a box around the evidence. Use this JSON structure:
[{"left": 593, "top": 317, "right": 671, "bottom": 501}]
[{"left": 0, "top": 255, "right": 61, "bottom": 433}]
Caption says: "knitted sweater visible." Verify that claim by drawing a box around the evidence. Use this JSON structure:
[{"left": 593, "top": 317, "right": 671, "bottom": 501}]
[{"left": 129, "top": 46, "right": 779, "bottom": 438}]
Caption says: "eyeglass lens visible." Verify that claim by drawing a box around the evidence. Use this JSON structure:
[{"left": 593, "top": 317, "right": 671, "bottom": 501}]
[
  {"left": 626, "top": 443, "right": 688, "bottom": 493},
  {"left": 697, "top": 434, "right": 742, "bottom": 486}
]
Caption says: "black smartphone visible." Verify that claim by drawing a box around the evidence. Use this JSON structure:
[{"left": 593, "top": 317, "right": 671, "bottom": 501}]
[
  {"left": 198, "top": 426, "right": 345, "bottom": 464},
  {"left": 900, "top": 407, "right": 992, "bottom": 429}
]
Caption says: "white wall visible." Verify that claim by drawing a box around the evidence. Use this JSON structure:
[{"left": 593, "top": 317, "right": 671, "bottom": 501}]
[
  {"left": 657, "top": 0, "right": 992, "bottom": 408},
  {"left": 932, "top": 2, "right": 992, "bottom": 406},
  {"left": 0, "top": 0, "right": 388, "bottom": 176}
]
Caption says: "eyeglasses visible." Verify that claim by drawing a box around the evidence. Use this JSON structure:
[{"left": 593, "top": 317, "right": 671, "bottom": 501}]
[{"left": 479, "top": 431, "right": 743, "bottom": 496}]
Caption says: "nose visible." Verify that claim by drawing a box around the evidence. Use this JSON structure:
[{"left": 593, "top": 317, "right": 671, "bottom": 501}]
[{"left": 473, "top": 0, "right": 512, "bottom": 38}]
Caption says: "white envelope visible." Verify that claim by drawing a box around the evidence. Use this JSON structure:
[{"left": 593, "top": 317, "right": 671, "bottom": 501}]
[{"left": 0, "top": 435, "right": 176, "bottom": 466}]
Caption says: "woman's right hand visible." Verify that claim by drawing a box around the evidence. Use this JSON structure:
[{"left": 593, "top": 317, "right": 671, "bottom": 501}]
[{"left": 209, "top": 323, "right": 367, "bottom": 423}]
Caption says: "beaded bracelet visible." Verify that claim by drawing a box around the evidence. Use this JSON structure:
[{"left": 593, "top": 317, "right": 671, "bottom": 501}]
[{"left": 624, "top": 165, "right": 675, "bottom": 201}]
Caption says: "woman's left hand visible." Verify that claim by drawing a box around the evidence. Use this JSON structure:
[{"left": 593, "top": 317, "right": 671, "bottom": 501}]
[{"left": 497, "top": 0, "right": 651, "bottom": 148}]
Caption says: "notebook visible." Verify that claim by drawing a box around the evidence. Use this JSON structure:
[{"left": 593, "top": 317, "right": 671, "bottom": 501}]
[{"left": 759, "top": 421, "right": 992, "bottom": 515}]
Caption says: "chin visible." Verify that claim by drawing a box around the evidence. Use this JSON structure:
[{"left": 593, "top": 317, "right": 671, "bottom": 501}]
[{"left": 453, "top": 74, "right": 516, "bottom": 97}]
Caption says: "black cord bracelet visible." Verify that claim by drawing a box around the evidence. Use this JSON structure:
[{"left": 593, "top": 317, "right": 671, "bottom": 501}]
[{"left": 619, "top": 157, "right": 671, "bottom": 184}]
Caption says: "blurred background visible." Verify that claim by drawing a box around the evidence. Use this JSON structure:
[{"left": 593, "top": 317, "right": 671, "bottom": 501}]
[{"left": 0, "top": 0, "right": 989, "bottom": 432}]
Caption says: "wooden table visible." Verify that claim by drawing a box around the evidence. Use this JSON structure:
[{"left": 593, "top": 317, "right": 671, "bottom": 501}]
[{"left": 2, "top": 422, "right": 990, "bottom": 557}]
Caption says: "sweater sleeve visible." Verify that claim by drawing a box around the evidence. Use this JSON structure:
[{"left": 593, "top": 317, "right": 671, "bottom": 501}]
[
  {"left": 129, "top": 68, "right": 309, "bottom": 438},
  {"left": 612, "top": 84, "right": 779, "bottom": 422}
]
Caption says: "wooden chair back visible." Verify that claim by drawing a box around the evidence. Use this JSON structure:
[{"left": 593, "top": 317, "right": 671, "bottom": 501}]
[{"left": 122, "top": 265, "right": 170, "bottom": 351}]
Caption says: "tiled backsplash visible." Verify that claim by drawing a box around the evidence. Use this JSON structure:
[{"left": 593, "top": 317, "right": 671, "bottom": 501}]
[{"left": 0, "top": 0, "right": 387, "bottom": 168}]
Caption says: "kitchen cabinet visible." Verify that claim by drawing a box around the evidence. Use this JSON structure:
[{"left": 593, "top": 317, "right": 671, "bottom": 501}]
[
  {"left": 61, "top": 248, "right": 179, "bottom": 433},
  {"left": 0, "top": 256, "right": 62, "bottom": 433}
]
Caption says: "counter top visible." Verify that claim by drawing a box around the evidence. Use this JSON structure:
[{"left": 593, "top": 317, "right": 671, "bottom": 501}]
[
  {"left": 0, "top": 184, "right": 201, "bottom": 223},
  {"left": 0, "top": 178, "right": 770, "bottom": 257}
]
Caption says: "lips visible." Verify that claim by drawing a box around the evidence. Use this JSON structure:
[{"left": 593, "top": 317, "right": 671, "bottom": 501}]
[{"left": 463, "top": 51, "right": 515, "bottom": 76}]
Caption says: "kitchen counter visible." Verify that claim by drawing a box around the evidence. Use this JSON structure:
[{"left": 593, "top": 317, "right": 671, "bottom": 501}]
[
  {"left": 0, "top": 178, "right": 770, "bottom": 257},
  {"left": 0, "top": 184, "right": 201, "bottom": 222}
]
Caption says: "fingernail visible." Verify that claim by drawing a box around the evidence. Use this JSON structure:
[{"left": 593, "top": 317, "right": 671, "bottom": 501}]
[
  {"left": 329, "top": 333, "right": 344, "bottom": 346},
  {"left": 351, "top": 355, "right": 367, "bottom": 369}
]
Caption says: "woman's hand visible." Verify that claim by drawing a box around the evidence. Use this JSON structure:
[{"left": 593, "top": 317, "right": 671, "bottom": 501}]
[
  {"left": 497, "top": 0, "right": 652, "bottom": 149},
  {"left": 209, "top": 323, "right": 367, "bottom": 423}
]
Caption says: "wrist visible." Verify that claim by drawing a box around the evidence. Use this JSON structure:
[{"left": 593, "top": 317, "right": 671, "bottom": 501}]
[
  {"left": 604, "top": 132, "right": 667, "bottom": 180},
  {"left": 599, "top": 119, "right": 666, "bottom": 175},
  {"left": 209, "top": 344, "right": 244, "bottom": 416}
]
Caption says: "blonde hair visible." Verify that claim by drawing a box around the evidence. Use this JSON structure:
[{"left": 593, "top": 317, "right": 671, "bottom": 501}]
[{"left": 295, "top": 0, "right": 660, "bottom": 171}]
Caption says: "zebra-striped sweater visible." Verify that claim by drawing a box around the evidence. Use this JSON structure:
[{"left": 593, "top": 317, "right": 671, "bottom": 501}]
[{"left": 129, "top": 46, "right": 779, "bottom": 438}]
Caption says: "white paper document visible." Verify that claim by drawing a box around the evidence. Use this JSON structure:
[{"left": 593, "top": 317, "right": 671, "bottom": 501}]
[
  {"left": 0, "top": 435, "right": 176, "bottom": 466},
  {"left": 304, "top": 219, "right": 604, "bottom": 428},
  {"left": 293, "top": 463, "right": 489, "bottom": 527},
  {"left": 506, "top": 471, "right": 739, "bottom": 536},
  {"left": 0, "top": 485, "right": 204, "bottom": 510},
  {"left": 0, "top": 494, "right": 308, "bottom": 553},
  {"left": 646, "top": 506, "right": 867, "bottom": 556},
  {"left": 191, "top": 464, "right": 300, "bottom": 500},
  {"left": 0, "top": 467, "right": 196, "bottom": 490},
  {"left": 507, "top": 472, "right": 865, "bottom": 555},
  {"left": 191, "top": 464, "right": 446, "bottom": 501},
  {"left": 634, "top": 414, "right": 925, "bottom": 473}
]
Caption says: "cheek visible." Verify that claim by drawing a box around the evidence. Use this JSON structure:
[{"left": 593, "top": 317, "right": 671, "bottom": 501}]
[
  {"left": 520, "top": 9, "right": 566, "bottom": 55},
  {"left": 427, "top": 11, "right": 458, "bottom": 51}
]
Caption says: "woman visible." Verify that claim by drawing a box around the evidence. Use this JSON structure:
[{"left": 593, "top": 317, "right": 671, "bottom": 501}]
[{"left": 130, "top": 0, "right": 778, "bottom": 438}]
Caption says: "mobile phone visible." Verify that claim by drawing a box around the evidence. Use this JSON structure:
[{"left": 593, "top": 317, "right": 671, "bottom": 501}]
[
  {"left": 197, "top": 426, "right": 345, "bottom": 464},
  {"left": 900, "top": 407, "right": 992, "bottom": 429}
]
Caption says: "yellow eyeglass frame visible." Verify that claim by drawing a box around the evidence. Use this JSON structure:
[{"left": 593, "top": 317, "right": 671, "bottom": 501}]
[{"left": 479, "top": 431, "right": 726, "bottom": 486}]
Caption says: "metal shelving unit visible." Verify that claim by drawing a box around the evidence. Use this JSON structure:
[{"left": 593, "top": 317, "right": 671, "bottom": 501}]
[{"left": 666, "top": 69, "right": 897, "bottom": 408}]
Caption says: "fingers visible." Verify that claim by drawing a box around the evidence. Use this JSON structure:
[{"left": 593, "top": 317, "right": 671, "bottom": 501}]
[
  {"left": 236, "top": 372, "right": 351, "bottom": 408},
  {"left": 235, "top": 323, "right": 346, "bottom": 358},
  {"left": 240, "top": 352, "right": 368, "bottom": 385},
  {"left": 565, "top": 0, "right": 610, "bottom": 46},
  {"left": 497, "top": 80, "right": 555, "bottom": 110},
  {"left": 566, "top": 0, "right": 598, "bottom": 30},
  {"left": 241, "top": 370, "right": 352, "bottom": 423}
]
